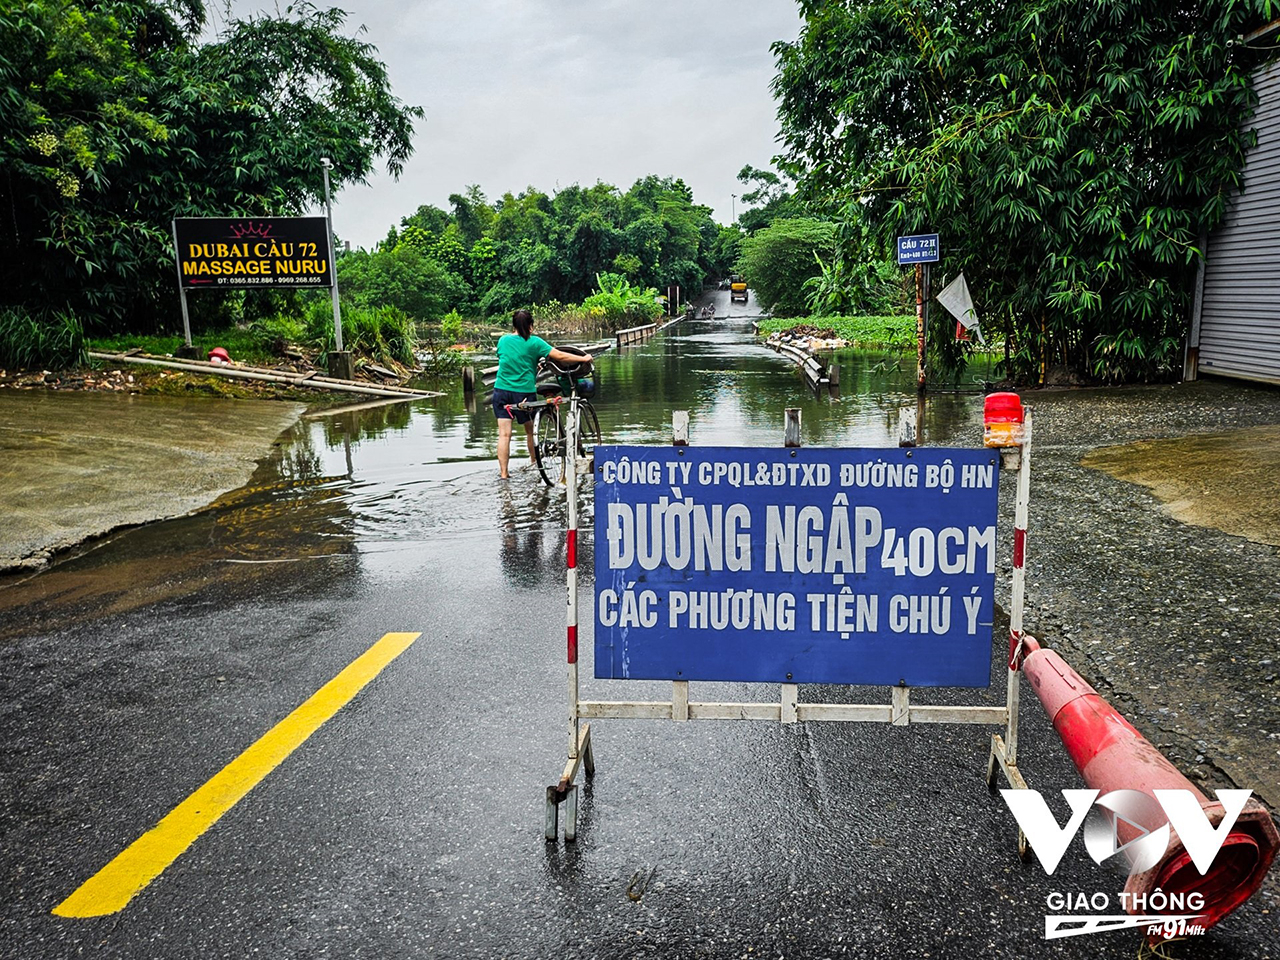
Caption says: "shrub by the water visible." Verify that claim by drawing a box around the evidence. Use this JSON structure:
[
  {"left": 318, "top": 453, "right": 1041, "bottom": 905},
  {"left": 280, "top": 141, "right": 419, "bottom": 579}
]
[
  {"left": 304, "top": 300, "right": 417, "bottom": 367},
  {"left": 0, "top": 308, "right": 87, "bottom": 369},
  {"left": 757, "top": 314, "right": 914, "bottom": 349}
]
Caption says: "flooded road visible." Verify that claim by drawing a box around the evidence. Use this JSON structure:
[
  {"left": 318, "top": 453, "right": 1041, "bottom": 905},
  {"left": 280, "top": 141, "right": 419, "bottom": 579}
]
[
  {"left": 0, "top": 291, "right": 977, "bottom": 620},
  {"left": 2, "top": 292, "right": 1278, "bottom": 959}
]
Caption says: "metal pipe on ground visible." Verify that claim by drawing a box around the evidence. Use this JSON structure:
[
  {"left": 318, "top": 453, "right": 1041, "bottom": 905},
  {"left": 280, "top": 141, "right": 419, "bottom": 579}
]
[
  {"left": 1018, "top": 639, "right": 1279, "bottom": 935},
  {"left": 86, "top": 353, "right": 435, "bottom": 399}
]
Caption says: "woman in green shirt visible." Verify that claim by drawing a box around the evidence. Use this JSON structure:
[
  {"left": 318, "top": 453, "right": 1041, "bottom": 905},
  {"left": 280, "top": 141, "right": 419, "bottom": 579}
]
[{"left": 493, "top": 309, "right": 591, "bottom": 479}]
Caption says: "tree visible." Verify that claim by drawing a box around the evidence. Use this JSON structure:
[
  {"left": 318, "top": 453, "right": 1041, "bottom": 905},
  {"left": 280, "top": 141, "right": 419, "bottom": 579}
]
[
  {"left": 336, "top": 246, "right": 466, "bottom": 321},
  {"left": 736, "top": 164, "right": 803, "bottom": 232},
  {"left": 707, "top": 226, "right": 743, "bottom": 278},
  {"left": 469, "top": 236, "right": 500, "bottom": 293},
  {"left": 400, "top": 203, "right": 452, "bottom": 238},
  {"left": 449, "top": 185, "right": 494, "bottom": 245},
  {"left": 564, "top": 211, "right": 622, "bottom": 301},
  {"left": 772, "top": 0, "right": 1274, "bottom": 381},
  {"left": 736, "top": 218, "right": 837, "bottom": 316},
  {"left": 0, "top": 1, "right": 422, "bottom": 335},
  {"left": 383, "top": 173, "right": 725, "bottom": 316}
]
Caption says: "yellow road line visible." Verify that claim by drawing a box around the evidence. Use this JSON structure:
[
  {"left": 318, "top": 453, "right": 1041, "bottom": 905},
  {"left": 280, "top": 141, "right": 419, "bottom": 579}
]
[{"left": 53, "top": 631, "right": 421, "bottom": 918}]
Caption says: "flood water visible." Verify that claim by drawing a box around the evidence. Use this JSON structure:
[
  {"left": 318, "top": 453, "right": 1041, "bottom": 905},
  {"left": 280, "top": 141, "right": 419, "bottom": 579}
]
[
  {"left": 0, "top": 301, "right": 982, "bottom": 621},
  {"left": 254, "top": 307, "right": 979, "bottom": 554}
]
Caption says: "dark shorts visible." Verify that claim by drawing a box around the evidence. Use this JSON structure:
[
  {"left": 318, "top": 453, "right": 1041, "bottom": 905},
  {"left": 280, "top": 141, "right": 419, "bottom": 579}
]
[{"left": 493, "top": 388, "right": 537, "bottom": 423}]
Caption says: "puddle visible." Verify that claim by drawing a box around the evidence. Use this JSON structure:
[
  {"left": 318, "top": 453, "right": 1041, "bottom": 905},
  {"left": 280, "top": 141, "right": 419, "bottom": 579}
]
[{"left": 1082, "top": 424, "right": 1280, "bottom": 546}]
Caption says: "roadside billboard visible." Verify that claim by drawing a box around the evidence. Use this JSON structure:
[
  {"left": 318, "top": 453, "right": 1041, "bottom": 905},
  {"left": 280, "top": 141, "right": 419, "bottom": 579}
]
[
  {"left": 173, "top": 217, "right": 333, "bottom": 289},
  {"left": 593, "top": 445, "right": 999, "bottom": 687}
]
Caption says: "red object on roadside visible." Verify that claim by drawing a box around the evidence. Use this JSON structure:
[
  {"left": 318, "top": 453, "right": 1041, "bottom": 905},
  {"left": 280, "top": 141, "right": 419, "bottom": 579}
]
[
  {"left": 983, "top": 392, "right": 1024, "bottom": 447},
  {"left": 207, "top": 347, "right": 231, "bottom": 365},
  {"left": 1021, "top": 645, "right": 1279, "bottom": 937},
  {"left": 955, "top": 320, "right": 970, "bottom": 342}
]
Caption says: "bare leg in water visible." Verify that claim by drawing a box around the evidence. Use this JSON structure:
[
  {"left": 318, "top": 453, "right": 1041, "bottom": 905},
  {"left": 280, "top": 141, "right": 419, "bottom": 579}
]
[{"left": 498, "top": 417, "right": 537, "bottom": 478}]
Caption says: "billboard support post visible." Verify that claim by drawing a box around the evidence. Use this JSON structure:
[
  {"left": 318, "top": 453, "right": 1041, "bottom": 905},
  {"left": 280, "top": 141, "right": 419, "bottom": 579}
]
[
  {"left": 171, "top": 220, "right": 195, "bottom": 356},
  {"left": 320, "top": 158, "right": 351, "bottom": 380},
  {"left": 898, "top": 234, "right": 939, "bottom": 395},
  {"left": 916, "top": 263, "right": 925, "bottom": 391},
  {"left": 320, "top": 158, "right": 343, "bottom": 352}
]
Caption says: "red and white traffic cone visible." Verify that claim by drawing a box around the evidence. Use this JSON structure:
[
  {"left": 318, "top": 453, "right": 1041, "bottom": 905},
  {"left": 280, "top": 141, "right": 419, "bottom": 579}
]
[{"left": 1018, "top": 637, "right": 1279, "bottom": 935}]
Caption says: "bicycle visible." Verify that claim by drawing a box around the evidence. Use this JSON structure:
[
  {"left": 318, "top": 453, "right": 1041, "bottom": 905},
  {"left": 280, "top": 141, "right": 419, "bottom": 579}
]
[{"left": 505, "top": 349, "right": 601, "bottom": 486}]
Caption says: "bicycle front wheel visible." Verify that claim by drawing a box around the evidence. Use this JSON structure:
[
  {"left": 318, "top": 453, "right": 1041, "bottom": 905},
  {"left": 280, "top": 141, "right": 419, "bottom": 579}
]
[{"left": 533, "top": 407, "right": 565, "bottom": 486}]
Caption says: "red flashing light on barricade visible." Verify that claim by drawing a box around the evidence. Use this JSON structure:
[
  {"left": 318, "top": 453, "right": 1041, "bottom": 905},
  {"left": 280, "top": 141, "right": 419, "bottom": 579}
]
[{"left": 983, "top": 392, "right": 1024, "bottom": 448}]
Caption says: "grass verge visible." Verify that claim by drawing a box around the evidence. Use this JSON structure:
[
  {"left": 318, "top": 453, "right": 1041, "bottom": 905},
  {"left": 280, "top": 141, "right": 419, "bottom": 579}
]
[
  {"left": 758, "top": 315, "right": 915, "bottom": 349},
  {"left": 88, "top": 330, "right": 279, "bottom": 366}
]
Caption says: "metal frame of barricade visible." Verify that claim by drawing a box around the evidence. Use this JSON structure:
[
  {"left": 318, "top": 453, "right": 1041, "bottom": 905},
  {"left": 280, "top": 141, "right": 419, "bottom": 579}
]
[{"left": 545, "top": 406, "right": 1035, "bottom": 853}]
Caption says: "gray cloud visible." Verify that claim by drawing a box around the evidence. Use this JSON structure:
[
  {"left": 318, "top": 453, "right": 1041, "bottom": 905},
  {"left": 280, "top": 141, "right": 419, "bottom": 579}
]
[{"left": 229, "top": 0, "right": 802, "bottom": 247}]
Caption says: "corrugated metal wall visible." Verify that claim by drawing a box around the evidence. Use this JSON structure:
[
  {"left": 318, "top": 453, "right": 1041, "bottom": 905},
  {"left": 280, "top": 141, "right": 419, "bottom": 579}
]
[{"left": 1196, "top": 60, "right": 1280, "bottom": 385}]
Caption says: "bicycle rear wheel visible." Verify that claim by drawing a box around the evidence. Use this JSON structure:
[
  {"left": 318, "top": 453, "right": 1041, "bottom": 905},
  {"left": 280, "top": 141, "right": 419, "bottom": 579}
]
[
  {"left": 533, "top": 406, "right": 565, "bottom": 486},
  {"left": 577, "top": 401, "right": 601, "bottom": 460}
]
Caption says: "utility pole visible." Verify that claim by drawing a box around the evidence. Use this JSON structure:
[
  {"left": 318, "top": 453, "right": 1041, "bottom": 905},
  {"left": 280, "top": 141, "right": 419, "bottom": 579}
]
[
  {"left": 731, "top": 194, "right": 737, "bottom": 226},
  {"left": 320, "top": 157, "right": 351, "bottom": 380}
]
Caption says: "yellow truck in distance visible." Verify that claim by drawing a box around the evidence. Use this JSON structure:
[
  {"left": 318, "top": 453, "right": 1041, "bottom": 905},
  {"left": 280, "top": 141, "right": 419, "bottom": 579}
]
[{"left": 730, "top": 275, "right": 748, "bottom": 303}]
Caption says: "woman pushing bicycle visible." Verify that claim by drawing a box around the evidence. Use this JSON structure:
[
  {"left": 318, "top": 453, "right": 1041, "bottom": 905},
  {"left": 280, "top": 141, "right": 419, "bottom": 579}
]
[{"left": 492, "top": 309, "right": 592, "bottom": 479}]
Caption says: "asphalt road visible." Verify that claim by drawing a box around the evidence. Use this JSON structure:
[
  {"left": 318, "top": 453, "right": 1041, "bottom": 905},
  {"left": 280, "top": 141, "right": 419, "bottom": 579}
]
[{"left": 1, "top": 302, "right": 1277, "bottom": 958}]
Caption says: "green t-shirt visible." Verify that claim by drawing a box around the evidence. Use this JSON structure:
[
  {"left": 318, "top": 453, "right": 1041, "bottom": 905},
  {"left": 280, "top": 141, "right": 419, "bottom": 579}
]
[{"left": 495, "top": 334, "right": 552, "bottom": 392}]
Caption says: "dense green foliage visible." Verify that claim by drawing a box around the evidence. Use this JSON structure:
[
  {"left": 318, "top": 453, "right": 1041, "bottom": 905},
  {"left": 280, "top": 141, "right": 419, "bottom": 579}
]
[
  {"left": 90, "top": 328, "right": 280, "bottom": 366},
  {"left": 802, "top": 218, "right": 907, "bottom": 318},
  {"left": 0, "top": 0, "right": 420, "bottom": 355},
  {"left": 736, "top": 218, "right": 838, "bottom": 316},
  {"left": 732, "top": 164, "right": 906, "bottom": 320},
  {"left": 302, "top": 301, "right": 416, "bottom": 367},
  {"left": 772, "top": 0, "right": 1275, "bottom": 382},
  {"left": 758, "top": 314, "right": 915, "bottom": 348},
  {"left": 362, "top": 176, "right": 731, "bottom": 322},
  {"left": 89, "top": 302, "right": 416, "bottom": 368},
  {"left": 0, "top": 307, "right": 87, "bottom": 369},
  {"left": 336, "top": 246, "right": 467, "bottom": 322}
]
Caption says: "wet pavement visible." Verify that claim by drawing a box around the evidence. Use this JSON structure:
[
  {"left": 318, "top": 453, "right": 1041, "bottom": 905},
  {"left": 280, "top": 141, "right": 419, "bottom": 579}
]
[
  {"left": 0, "top": 391, "right": 303, "bottom": 571},
  {"left": 1015, "top": 384, "right": 1280, "bottom": 822},
  {"left": 1, "top": 290, "right": 1278, "bottom": 958}
]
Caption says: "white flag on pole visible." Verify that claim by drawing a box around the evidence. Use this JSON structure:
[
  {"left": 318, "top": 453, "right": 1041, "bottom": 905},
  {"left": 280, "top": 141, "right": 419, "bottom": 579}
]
[{"left": 936, "top": 272, "right": 985, "bottom": 345}]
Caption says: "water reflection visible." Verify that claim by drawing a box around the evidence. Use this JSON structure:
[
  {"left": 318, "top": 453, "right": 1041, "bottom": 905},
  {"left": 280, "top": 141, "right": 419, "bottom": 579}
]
[{"left": 0, "top": 299, "right": 983, "bottom": 620}]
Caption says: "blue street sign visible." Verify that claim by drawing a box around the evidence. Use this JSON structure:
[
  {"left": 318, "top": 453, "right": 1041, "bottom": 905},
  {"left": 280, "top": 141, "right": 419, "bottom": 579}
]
[
  {"left": 593, "top": 445, "right": 999, "bottom": 687},
  {"left": 897, "top": 234, "right": 940, "bottom": 264}
]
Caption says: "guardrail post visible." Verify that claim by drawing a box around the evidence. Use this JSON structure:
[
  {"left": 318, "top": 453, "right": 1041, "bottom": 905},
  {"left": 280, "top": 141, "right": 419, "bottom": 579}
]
[
  {"left": 891, "top": 685, "right": 911, "bottom": 726},
  {"left": 784, "top": 408, "right": 802, "bottom": 448}
]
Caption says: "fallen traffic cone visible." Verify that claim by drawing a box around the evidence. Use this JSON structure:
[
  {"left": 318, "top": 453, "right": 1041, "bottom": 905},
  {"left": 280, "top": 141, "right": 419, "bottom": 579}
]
[{"left": 1018, "top": 637, "right": 1279, "bottom": 936}]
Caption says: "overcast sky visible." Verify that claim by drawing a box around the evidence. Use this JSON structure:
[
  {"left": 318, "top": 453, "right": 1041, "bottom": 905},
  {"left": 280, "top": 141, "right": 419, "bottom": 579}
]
[{"left": 222, "top": 1, "right": 803, "bottom": 249}]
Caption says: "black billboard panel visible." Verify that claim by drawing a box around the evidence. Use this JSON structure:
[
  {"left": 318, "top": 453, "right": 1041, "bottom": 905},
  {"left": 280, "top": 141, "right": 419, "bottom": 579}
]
[{"left": 173, "top": 217, "right": 334, "bottom": 289}]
